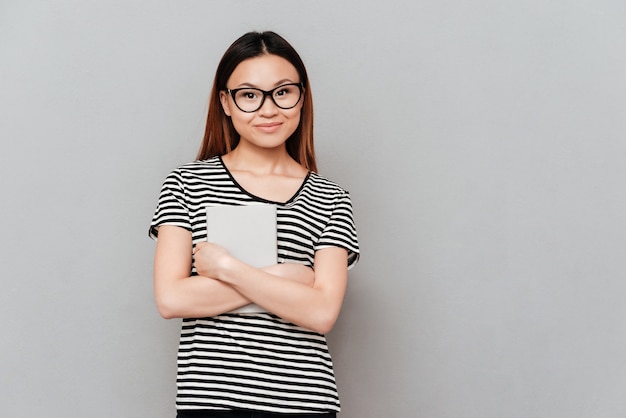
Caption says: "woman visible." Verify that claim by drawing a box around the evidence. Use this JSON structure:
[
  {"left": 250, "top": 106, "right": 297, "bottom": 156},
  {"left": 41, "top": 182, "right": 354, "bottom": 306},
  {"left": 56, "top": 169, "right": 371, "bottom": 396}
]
[{"left": 150, "top": 31, "right": 359, "bottom": 418}]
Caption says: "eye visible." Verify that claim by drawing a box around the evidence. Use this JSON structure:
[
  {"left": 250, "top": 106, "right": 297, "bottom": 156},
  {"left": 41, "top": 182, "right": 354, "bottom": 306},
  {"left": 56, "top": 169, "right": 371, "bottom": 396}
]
[
  {"left": 274, "top": 85, "right": 297, "bottom": 98},
  {"left": 236, "top": 89, "right": 260, "bottom": 102}
]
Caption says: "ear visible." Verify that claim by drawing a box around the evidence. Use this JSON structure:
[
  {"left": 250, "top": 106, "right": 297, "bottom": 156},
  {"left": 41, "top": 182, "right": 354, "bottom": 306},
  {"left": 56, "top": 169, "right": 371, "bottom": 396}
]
[
  {"left": 219, "top": 91, "right": 232, "bottom": 117},
  {"left": 298, "top": 86, "right": 306, "bottom": 110}
]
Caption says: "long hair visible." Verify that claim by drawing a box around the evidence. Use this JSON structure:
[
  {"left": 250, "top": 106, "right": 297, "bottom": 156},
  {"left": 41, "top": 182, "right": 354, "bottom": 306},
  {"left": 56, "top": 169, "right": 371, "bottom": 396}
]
[{"left": 196, "top": 31, "right": 317, "bottom": 172}]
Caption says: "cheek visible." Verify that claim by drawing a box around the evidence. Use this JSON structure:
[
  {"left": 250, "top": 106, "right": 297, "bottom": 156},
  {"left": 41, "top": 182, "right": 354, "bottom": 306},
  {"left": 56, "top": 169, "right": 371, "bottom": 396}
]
[
  {"left": 230, "top": 112, "right": 254, "bottom": 126},
  {"left": 277, "top": 109, "right": 301, "bottom": 137},
  {"left": 287, "top": 107, "right": 302, "bottom": 124},
  {"left": 230, "top": 113, "right": 255, "bottom": 131}
]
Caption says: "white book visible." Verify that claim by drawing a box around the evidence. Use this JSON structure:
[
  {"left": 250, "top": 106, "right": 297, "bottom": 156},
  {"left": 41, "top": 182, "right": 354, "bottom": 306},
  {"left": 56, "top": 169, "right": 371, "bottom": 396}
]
[{"left": 206, "top": 204, "right": 277, "bottom": 313}]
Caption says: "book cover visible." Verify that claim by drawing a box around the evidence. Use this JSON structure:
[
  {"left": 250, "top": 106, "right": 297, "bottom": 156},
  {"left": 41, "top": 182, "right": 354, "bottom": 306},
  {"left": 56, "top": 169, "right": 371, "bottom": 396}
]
[{"left": 206, "top": 204, "right": 277, "bottom": 313}]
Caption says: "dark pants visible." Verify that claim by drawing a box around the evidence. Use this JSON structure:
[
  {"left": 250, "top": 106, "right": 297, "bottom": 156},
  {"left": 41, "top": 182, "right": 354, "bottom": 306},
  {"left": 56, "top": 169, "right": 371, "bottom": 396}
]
[{"left": 176, "top": 410, "right": 336, "bottom": 418}]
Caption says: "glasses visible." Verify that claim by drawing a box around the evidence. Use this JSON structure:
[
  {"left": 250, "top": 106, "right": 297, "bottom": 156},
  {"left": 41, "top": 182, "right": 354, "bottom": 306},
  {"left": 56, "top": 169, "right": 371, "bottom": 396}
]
[{"left": 225, "top": 83, "right": 303, "bottom": 113}]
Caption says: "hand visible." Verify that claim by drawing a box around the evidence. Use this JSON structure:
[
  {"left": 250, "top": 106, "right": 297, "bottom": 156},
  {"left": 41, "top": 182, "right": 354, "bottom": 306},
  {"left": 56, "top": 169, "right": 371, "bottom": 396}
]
[
  {"left": 262, "top": 263, "right": 315, "bottom": 287},
  {"left": 193, "top": 242, "right": 234, "bottom": 279}
]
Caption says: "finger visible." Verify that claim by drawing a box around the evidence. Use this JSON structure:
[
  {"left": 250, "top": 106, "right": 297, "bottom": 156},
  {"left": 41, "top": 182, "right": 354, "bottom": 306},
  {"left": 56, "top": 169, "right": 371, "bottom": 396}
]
[{"left": 193, "top": 242, "right": 206, "bottom": 255}]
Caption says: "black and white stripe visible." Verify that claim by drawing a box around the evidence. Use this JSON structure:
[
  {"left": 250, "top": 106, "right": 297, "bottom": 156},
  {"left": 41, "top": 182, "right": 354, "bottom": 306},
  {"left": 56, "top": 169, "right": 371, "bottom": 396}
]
[{"left": 150, "top": 156, "right": 359, "bottom": 413}]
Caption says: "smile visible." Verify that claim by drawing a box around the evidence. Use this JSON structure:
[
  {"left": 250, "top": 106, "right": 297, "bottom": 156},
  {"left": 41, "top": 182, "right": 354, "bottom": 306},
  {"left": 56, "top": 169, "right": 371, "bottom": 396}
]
[{"left": 255, "top": 122, "right": 283, "bottom": 133}]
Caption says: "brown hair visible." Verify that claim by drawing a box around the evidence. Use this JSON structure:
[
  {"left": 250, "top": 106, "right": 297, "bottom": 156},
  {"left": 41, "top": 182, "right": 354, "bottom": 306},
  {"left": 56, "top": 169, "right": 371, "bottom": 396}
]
[{"left": 196, "top": 31, "right": 317, "bottom": 172}]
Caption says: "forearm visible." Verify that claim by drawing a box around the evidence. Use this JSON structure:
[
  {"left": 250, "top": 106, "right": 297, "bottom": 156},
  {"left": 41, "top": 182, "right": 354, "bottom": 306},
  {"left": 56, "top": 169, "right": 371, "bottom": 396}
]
[
  {"left": 156, "top": 264, "right": 314, "bottom": 319},
  {"left": 153, "top": 226, "right": 253, "bottom": 318},
  {"left": 155, "top": 274, "right": 251, "bottom": 319},
  {"left": 216, "top": 250, "right": 348, "bottom": 334},
  {"left": 190, "top": 240, "right": 347, "bottom": 332},
  {"left": 227, "top": 267, "right": 334, "bottom": 332}
]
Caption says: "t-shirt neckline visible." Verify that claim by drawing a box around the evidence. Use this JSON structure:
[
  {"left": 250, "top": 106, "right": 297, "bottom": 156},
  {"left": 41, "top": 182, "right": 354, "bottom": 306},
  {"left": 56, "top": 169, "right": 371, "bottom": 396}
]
[{"left": 217, "top": 155, "right": 311, "bottom": 205}]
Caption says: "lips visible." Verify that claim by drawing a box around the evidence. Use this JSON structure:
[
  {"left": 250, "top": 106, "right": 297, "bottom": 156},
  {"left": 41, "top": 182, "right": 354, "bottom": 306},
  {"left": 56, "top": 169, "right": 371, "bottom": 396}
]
[{"left": 255, "top": 122, "right": 283, "bottom": 133}]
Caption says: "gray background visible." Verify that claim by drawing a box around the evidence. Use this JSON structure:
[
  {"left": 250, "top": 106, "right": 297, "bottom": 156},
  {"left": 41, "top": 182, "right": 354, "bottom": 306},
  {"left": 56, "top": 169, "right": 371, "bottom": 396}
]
[{"left": 1, "top": 1, "right": 625, "bottom": 417}]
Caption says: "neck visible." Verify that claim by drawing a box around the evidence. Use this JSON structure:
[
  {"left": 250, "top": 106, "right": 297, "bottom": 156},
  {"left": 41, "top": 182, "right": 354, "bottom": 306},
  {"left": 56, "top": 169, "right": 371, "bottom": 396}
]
[{"left": 224, "top": 142, "right": 293, "bottom": 175}]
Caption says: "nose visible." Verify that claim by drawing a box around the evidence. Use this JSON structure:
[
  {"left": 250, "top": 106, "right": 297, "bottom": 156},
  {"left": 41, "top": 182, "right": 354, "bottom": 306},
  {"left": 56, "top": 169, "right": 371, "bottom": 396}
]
[{"left": 257, "top": 93, "right": 279, "bottom": 116}]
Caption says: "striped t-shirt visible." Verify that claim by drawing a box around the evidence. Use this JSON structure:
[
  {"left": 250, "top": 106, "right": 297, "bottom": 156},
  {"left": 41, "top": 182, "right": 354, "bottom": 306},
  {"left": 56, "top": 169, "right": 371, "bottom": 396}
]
[{"left": 149, "top": 156, "right": 360, "bottom": 413}]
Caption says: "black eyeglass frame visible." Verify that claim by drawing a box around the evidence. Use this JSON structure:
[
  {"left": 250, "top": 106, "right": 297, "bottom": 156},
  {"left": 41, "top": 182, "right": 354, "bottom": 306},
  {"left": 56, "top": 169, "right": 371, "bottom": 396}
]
[{"left": 224, "top": 82, "right": 304, "bottom": 113}]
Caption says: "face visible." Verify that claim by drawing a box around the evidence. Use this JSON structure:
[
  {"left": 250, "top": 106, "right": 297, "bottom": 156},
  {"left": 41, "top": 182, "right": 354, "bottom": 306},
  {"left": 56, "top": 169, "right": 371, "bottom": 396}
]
[{"left": 220, "top": 54, "right": 303, "bottom": 152}]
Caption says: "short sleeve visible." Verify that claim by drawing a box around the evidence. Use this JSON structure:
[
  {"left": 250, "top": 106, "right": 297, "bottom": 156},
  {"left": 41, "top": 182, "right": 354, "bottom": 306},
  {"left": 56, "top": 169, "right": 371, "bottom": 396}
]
[
  {"left": 315, "top": 191, "right": 360, "bottom": 269},
  {"left": 149, "top": 170, "right": 191, "bottom": 240}
]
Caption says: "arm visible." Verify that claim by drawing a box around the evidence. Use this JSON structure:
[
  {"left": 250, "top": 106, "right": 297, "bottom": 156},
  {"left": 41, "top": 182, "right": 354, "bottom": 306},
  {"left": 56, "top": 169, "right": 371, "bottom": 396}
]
[
  {"left": 153, "top": 225, "right": 314, "bottom": 319},
  {"left": 194, "top": 241, "right": 349, "bottom": 334}
]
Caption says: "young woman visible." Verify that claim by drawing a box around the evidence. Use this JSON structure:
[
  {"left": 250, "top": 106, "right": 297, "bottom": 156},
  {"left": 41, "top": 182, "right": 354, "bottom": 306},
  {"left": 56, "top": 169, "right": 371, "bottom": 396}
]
[{"left": 150, "top": 31, "right": 360, "bottom": 418}]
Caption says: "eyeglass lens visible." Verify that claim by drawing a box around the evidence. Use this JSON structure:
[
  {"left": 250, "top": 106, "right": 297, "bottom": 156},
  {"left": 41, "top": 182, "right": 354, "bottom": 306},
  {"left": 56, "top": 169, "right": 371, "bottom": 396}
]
[{"left": 232, "top": 84, "right": 301, "bottom": 112}]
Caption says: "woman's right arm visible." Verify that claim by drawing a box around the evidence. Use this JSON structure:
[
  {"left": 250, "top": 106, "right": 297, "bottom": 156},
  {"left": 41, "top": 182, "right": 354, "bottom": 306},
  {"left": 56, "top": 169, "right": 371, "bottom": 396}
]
[
  {"left": 153, "top": 225, "right": 314, "bottom": 319},
  {"left": 154, "top": 225, "right": 251, "bottom": 318}
]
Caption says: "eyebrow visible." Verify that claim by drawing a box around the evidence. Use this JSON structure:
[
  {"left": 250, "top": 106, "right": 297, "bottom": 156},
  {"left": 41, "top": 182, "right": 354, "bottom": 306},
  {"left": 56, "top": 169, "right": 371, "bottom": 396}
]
[{"left": 234, "top": 79, "right": 299, "bottom": 89}]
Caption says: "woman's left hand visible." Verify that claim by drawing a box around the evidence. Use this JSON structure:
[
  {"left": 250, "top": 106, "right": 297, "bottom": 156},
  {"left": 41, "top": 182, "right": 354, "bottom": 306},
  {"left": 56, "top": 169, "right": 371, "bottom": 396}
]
[{"left": 193, "top": 241, "right": 235, "bottom": 279}]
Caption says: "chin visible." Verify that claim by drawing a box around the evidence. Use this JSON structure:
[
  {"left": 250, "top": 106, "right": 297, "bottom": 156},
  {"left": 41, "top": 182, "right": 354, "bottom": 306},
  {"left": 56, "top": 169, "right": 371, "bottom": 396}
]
[{"left": 245, "top": 132, "right": 295, "bottom": 150}]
